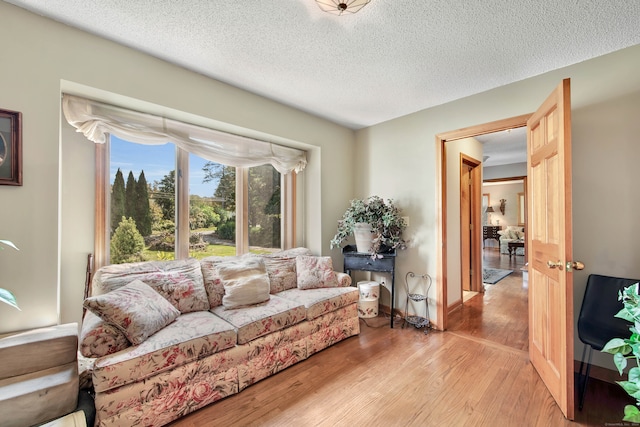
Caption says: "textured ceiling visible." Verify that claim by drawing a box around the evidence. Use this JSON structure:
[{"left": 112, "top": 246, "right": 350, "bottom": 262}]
[{"left": 6, "top": 0, "right": 640, "bottom": 131}]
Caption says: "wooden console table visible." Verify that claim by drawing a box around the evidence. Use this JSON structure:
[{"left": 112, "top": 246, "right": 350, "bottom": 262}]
[
  {"left": 483, "top": 225, "right": 501, "bottom": 248},
  {"left": 342, "top": 245, "right": 397, "bottom": 328}
]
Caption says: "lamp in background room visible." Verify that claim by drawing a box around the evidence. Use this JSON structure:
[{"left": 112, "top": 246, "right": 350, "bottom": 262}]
[
  {"left": 315, "top": 0, "right": 371, "bottom": 15},
  {"left": 485, "top": 206, "right": 495, "bottom": 225}
]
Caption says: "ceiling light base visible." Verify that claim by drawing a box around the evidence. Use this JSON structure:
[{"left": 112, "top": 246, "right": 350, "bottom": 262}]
[{"left": 315, "top": 0, "right": 371, "bottom": 15}]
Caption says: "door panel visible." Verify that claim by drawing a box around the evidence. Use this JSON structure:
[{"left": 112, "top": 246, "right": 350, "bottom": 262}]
[{"left": 527, "top": 78, "right": 574, "bottom": 420}]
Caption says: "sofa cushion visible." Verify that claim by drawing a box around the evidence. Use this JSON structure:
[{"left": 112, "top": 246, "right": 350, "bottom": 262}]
[
  {"left": 265, "top": 247, "right": 313, "bottom": 259},
  {"left": 84, "top": 279, "right": 181, "bottom": 345},
  {"left": 202, "top": 249, "right": 315, "bottom": 306},
  {"left": 276, "top": 287, "right": 359, "bottom": 320},
  {"left": 210, "top": 295, "right": 306, "bottom": 345},
  {"left": 92, "top": 258, "right": 210, "bottom": 313},
  {"left": 218, "top": 257, "right": 271, "bottom": 310},
  {"left": 261, "top": 256, "right": 298, "bottom": 294},
  {"left": 80, "top": 310, "right": 130, "bottom": 358},
  {"left": 261, "top": 247, "right": 313, "bottom": 293},
  {"left": 92, "top": 311, "right": 237, "bottom": 393},
  {"left": 201, "top": 254, "right": 251, "bottom": 308},
  {"left": 296, "top": 256, "right": 340, "bottom": 289}
]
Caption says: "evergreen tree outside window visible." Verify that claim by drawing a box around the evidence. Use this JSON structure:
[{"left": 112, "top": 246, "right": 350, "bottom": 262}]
[{"left": 110, "top": 169, "right": 125, "bottom": 234}]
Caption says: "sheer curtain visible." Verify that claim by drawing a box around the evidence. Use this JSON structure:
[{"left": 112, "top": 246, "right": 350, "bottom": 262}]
[{"left": 62, "top": 94, "right": 307, "bottom": 174}]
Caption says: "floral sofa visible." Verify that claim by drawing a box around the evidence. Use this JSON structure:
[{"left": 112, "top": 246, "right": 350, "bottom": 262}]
[
  {"left": 498, "top": 226, "right": 525, "bottom": 256},
  {"left": 79, "top": 248, "right": 359, "bottom": 427}
]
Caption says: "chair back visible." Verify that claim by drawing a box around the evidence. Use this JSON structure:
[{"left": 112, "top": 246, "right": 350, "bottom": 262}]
[{"left": 577, "top": 274, "right": 639, "bottom": 350}]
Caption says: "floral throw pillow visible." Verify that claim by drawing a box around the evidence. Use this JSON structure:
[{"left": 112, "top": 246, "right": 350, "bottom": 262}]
[
  {"left": 80, "top": 310, "right": 131, "bottom": 358},
  {"left": 83, "top": 279, "right": 180, "bottom": 345},
  {"left": 262, "top": 256, "right": 298, "bottom": 294},
  {"left": 296, "top": 256, "right": 340, "bottom": 289}
]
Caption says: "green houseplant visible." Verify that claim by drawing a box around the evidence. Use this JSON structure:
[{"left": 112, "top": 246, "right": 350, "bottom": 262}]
[
  {"left": 330, "top": 196, "right": 407, "bottom": 257},
  {"left": 602, "top": 283, "right": 640, "bottom": 422},
  {"left": 0, "top": 239, "right": 20, "bottom": 310}
]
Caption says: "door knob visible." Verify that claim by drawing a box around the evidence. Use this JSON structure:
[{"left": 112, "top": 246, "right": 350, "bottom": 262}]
[
  {"left": 566, "top": 261, "right": 585, "bottom": 272},
  {"left": 547, "top": 260, "right": 563, "bottom": 270}
]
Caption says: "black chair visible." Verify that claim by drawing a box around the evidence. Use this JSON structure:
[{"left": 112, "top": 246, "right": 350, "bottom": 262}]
[{"left": 577, "top": 273, "right": 639, "bottom": 410}]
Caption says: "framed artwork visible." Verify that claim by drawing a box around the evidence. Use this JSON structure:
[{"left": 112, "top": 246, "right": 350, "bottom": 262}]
[
  {"left": 518, "top": 192, "right": 525, "bottom": 226},
  {"left": 482, "top": 193, "right": 489, "bottom": 208},
  {"left": 0, "top": 108, "right": 22, "bottom": 186}
]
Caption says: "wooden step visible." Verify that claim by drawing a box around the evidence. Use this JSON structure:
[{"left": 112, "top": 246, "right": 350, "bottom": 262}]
[
  {"left": 0, "top": 323, "right": 77, "bottom": 380},
  {"left": 0, "top": 362, "right": 78, "bottom": 427}
]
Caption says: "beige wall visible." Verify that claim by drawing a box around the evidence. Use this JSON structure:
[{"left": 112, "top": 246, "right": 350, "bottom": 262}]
[
  {"left": 356, "top": 45, "right": 640, "bottom": 369},
  {"left": 482, "top": 181, "right": 524, "bottom": 229},
  {"left": 0, "top": 3, "right": 355, "bottom": 334},
  {"left": 571, "top": 89, "right": 640, "bottom": 369},
  {"left": 483, "top": 162, "right": 527, "bottom": 181}
]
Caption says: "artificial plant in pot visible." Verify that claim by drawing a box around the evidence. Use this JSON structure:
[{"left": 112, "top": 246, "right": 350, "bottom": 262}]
[
  {"left": 0, "top": 239, "right": 20, "bottom": 310},
  {"left": 602, "top": 283, "right": 640, "bottom": 422},
  {"left": 330, "top": 195, "right": 407, "bottom": 257}
]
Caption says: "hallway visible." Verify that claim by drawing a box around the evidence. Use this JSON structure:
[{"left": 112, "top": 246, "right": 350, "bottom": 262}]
[{"left": 449, "top": 247, "right": 528, "bottom": 351}]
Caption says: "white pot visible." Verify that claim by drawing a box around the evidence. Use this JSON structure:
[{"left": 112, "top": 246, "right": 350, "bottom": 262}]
[{"left": 353, "top": 222, "right": 376, "bottom": 253}]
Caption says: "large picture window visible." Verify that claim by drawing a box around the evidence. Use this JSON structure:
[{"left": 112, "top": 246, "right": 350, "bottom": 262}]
[
  {"left": 62, "top": 94, "right": 305, "bottom": 267},
  {"left": 108, "top": 136, "right": 282, "bottom": 264}
]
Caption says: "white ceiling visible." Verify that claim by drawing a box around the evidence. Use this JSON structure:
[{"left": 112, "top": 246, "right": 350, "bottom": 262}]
[
  {"left": 5, "top": 1, "right": 640, "bottom": 131},
  {"left": 476, "top": 127, "right": 527, "bottom": 167}
]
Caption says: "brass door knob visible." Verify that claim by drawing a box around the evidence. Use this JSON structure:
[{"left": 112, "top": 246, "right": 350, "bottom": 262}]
[
  {"left": 547, "top": 260, "right": 563, "bottom": 270},
  {"left": 567, "top": 261, "right": 585, "bottom": 272}
]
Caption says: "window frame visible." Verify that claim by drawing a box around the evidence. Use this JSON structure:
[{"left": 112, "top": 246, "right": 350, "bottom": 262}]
[{"left": 94, "top": 137, "right": 296, "bottom": 269}]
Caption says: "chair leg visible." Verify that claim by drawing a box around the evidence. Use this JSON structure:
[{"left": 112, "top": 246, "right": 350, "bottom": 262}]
[{"left": 578, "top": 344, "right": 593, "bottom": 411}]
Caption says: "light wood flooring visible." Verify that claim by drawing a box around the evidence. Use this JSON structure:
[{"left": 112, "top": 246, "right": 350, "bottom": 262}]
[{"left": 170, "top": 248, "right": 632, "bottom": 426}]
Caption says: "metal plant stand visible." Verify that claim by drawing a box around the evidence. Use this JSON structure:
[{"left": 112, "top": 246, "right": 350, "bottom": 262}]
[{"left": 403, "top": 271, "right": 432, "bottom": 333}]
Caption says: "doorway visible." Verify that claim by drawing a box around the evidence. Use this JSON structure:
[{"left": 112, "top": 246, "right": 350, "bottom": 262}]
[
  {"left": 434, "top": 114, "right": 532, "bottom": 331},
  {"left": 459, "top": 154, "right": 482, "bottom": 299}
]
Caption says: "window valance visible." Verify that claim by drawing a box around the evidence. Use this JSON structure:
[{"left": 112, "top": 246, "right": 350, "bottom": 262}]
[{"left": 62, "top": 94, "right": 307, "bottom": 174}]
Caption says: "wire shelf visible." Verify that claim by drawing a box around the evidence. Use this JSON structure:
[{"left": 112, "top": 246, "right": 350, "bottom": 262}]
[{"left": 403, "top": 272, "right": 432, "bottom": 334}]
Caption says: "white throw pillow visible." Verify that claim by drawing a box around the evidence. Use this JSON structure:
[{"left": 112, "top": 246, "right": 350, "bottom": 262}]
[{"left": 218, "top": 257, "right": 271, "bottom": 310}]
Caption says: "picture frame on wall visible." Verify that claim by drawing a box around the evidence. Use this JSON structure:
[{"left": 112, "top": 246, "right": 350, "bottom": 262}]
[{"left": 0, "top": 108, "right": 22, "bottom": 186}]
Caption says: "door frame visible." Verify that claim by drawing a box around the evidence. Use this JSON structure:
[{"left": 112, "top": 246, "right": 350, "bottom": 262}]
[
  {"left": 434, "top": 113, "right": 532, "bottom": 331},
  {"left": 459, "top": 154, "right": 482, "bottom": 296}
]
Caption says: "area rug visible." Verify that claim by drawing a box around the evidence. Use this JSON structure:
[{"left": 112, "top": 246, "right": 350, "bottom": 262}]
[{"left": 483, "top": 268, "right": 513, "bottom": 285}]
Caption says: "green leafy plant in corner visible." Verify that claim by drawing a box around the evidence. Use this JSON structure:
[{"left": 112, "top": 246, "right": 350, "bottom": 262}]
[
  {"left": 602, "top": 283, "right": 640, "bottom": 422},
  {"left": 330, "top": 195, "right": 407, "bottom": 257},
  {"left": 0, "top": 239, "right": 20, "bottom": 310}
]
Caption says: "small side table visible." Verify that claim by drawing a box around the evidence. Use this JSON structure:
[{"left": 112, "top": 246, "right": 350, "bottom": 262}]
[
  {"left": 508, "top": 240, "right": 525, "bottom": 259},
  {"left": 342, "top": 245, "right": 397, "bottom": 328}
]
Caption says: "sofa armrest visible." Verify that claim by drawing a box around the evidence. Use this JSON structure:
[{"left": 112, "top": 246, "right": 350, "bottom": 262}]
[{"left": 336, "top": 272, "right": 352, "bottom": 287}]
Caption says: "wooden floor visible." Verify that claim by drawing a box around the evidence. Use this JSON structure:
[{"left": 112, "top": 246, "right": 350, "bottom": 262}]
[
  {"left": 170, "top": 249, "right": 633, "bottom": 426},
  {"left": 449, "top": 247, "right": 529, "bottom": 351}
]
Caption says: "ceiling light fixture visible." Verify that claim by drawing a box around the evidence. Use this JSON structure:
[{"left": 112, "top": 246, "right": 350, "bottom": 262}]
[{"left": 315, "top": 0, "right": 371, "bottom": 15}]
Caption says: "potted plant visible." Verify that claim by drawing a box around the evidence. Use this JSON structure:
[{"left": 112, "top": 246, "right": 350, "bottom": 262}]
[
  {"left": 330, "top": 196, "right": 407, "bottom": 257},
  {"left": 0, "top": 239, "right": 20, "bottom": 310},
  {"left": 602, "top": 283, "right": 640, "bottom": 422}
]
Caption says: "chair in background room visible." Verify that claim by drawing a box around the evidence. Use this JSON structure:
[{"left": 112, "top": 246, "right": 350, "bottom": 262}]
[{"left": 577, "top": 273, "right": 639, "bottom": 410}]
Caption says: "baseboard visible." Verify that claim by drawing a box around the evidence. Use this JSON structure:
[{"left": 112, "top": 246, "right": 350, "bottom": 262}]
[
  {"left": 448, "top": 300, "right": 462, "bottom": 313},
  {"left": 574, "top": 360, "right": 622, "bottom": 384}
]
